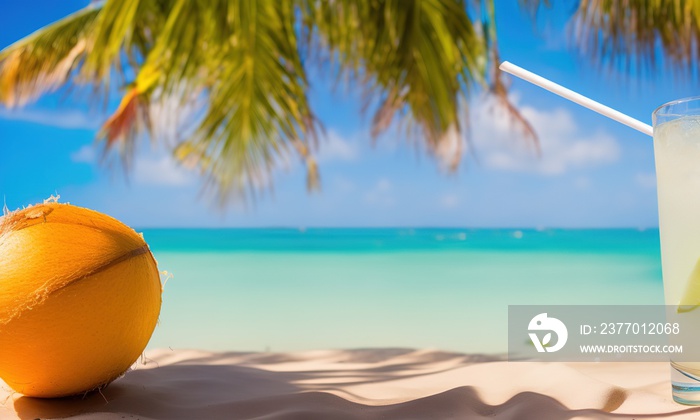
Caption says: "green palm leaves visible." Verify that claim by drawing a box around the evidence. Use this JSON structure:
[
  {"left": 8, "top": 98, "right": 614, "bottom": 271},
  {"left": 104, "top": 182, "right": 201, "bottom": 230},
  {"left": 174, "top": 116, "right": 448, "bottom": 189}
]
[
  {"left": 573, "top": 0, "right": 700, "bottom": 73},
  {"left": 0, "top": 6, "right": 100, "bottom": 106},
  {"left": 303, "top": 0, "right": 487, "bottom": 169},
  {"left": 0, "top": 0, "right": 509, "bottom": 201},
  {"left": 523, "top": 0, "right": 700, "bottom": 75}
]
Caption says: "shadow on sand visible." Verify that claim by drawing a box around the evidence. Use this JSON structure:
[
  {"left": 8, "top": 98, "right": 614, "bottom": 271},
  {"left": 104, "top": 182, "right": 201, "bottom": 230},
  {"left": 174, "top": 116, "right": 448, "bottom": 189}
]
[{"left": 10, "top": 353, "right": 700, "bottom": 419}]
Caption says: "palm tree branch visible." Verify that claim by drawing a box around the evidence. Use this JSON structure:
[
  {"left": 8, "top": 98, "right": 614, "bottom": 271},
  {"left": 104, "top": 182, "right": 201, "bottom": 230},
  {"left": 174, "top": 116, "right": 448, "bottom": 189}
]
[
  {"left": 302, "top": 0, "right": 489, "bottom": 169},
  {"left": 0, "top": 6, "right": 101, "bottom": 106},
  {"left": 168, "top": 0, "right": 318, "bottom": 202}
]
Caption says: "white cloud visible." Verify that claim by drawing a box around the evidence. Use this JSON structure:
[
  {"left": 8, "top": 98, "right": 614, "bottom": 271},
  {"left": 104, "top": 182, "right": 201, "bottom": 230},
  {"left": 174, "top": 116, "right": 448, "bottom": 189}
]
[
  {"left": 316, "top": 130, "right": 359, "bottom": 163},
  {"left": 469, "top": 95, "right": 621, "bottom": 175},
  {"left": 133, "top": 155, "right": 194, "bottom": 187},
  {"left": 635, "top": 172, "right": 657, "bottom": 188},
  {"left": 0, "top": 108, "right": 100, "bottom": 130},
  {"left": 70, "top": 144, "right": 97, "bottom": 163}
]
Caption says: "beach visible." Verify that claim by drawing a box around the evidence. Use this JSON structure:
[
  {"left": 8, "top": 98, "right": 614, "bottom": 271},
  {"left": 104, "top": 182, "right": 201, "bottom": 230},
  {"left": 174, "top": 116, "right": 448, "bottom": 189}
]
[
  {"left": 2, "top": 0, "right": 694, "bottom": 417},
  {"left": 1, "top": 348, "right": 697, "bottom": 419},
  {"left": 0, "top": 228, "right": 678, "bottom": 418}
]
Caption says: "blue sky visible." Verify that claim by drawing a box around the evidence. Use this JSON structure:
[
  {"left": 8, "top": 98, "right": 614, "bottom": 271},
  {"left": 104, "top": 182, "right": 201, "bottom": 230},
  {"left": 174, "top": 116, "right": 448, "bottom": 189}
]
[{"left": 0, "top": 2, "right": 695, "bottom": 228}]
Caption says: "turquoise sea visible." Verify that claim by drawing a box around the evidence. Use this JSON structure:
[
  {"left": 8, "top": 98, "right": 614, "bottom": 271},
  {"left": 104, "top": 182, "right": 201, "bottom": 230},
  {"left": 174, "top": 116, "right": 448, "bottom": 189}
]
[{"left": 144, "top": 229, "right": 663, "bottom": 353}]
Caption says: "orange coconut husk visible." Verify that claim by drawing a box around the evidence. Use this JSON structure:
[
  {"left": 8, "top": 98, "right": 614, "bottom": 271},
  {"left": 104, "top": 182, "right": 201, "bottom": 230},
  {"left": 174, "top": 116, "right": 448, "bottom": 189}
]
[{"left": 0, "top": 201, "right": 162, "bottom": 398}]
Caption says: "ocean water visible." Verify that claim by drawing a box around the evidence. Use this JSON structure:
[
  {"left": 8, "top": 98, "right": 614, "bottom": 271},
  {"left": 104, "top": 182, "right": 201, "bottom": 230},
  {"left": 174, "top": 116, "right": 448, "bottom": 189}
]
[{"left": 144, "top": 229, "right": 663, "bottom": 353}]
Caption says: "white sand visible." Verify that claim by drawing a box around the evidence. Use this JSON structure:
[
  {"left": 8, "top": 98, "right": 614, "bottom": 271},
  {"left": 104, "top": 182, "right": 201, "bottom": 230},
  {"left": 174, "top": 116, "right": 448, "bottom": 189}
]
[{"left": 1, "top": 348, "right": 699, "bottom": 419}]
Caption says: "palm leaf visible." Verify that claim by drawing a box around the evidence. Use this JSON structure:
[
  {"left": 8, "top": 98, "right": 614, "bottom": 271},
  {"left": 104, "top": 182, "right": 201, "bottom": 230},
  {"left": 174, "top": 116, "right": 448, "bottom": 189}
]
[
  {"left": 302, "top": 0, "right": 536, "bottom": 169},
  {"left": 151, "top": 0, "right": 319, "bottom": 201},
  {"left": 484, "top": 0, "right": 538, "bottom": 153},
  {"left": 0, "top": 0, "right": 536, "bottom": 203},
  {"left": 573, "top": 0, "right": 700, "bottom": 75},
  {"left": 521, "top": 0, "right": 700, "bottom": 76},
  {"left": 302, "top": 0, "right": 481, "bottom": 169},
  {"left": 0, "top": 6, "right": 100, "bottom": 106}
]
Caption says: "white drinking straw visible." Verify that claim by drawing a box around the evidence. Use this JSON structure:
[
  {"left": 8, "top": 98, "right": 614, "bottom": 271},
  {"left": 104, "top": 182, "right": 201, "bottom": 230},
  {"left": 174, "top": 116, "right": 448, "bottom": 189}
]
[{"left": 499, "top": 61, "right": 653, "bottom": 137}]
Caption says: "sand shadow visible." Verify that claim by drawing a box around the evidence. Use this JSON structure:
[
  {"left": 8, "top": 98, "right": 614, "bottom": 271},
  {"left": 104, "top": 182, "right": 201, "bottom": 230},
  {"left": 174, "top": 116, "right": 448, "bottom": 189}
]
[
  {"left": 11, "top": 362, "right": 700, "bottom": 419},
  {"left": 13, "top": 364, "right": 302, "bottom": 419}
]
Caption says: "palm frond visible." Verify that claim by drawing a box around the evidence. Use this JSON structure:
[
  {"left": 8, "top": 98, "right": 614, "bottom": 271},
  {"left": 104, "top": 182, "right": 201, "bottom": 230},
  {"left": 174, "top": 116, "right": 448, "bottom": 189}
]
[
  {"left": 521, "top": 0, "right": 700, "bottom": 76},
  {"left": 98, "top": 87, "right": 148, "bottom": 154},
  {"left": 0, "top": 6, "right": 100, "bottom": 106},
  {"left": 94, "top": 0, "right": 319, "bottom": 200},
  {"left": 484, "top": 0, "right": 538, "bottom": 152},
  {"left": 302, "top": 0, "right": 537, "bottom": 169},
  {"left": 157, "top": 0, "right": 319, "bottom": 202},
  {"left": 80, "top": 0, "right": 170, "bottom": 86},
  {"left": 517, "top": 0, "right": 553, "bottom": 18},
  {"left": 302, "top": 0, "right": 486, "bottom": 169},
  {"left": 1, "top": 0, "right": 540, "bottom": 203}
]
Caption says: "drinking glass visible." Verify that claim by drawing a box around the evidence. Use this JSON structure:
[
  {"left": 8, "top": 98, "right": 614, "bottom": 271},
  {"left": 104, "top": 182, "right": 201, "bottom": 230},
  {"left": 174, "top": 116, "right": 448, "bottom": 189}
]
[{"left": 653, "top": 97, "right": 700, "bottom": 405}]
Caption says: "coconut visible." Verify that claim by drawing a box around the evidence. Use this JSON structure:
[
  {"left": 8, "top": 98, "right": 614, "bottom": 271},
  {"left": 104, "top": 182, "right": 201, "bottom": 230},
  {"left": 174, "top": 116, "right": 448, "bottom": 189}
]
[{"left": 0, "top": 201, "right": 162, "bottom": 398}]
